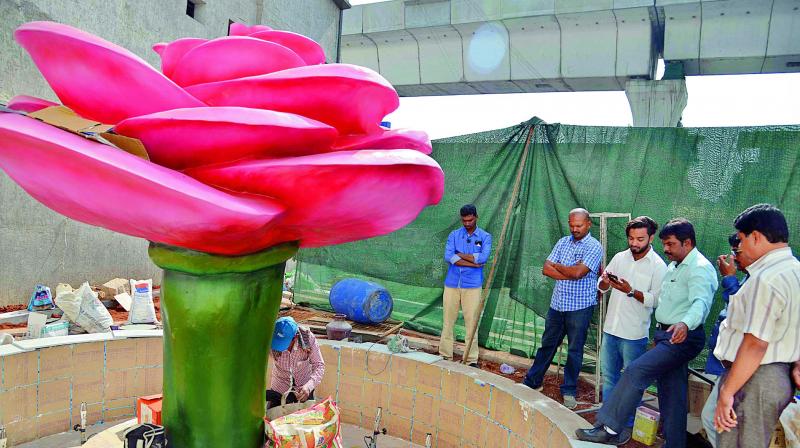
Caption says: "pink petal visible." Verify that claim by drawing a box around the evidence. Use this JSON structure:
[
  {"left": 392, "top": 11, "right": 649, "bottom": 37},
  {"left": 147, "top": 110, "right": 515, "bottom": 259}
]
[
  {"left": 7, "top": 95, "right": 59, "bottom": 113},
  {"left": 229, "top": 23, "right": 272, "bottom": 36},
  {"left": 14, "top": 21, "right": 204, "bottom": 124},
  {"left": 185, "top": 150, "right": 444, "bottom": 247},
  {"left": 170, "top": 36, "right": 305, "bottom": 87},
  {"left": 333, "top": 129, "right": 432, "bottom": 154},
  {"left": 0, "top": 113, "right": 285, "bottom": 255},
  {"left": 114, "top": 107, "right": 338, "bottom": 170},
  {"left": 152, "top": 38, "right": 207, "bottom": 78},
  {"left": 249, "top": 30, "right": 326, "bottom": 65},
  {"left": 186, "top": 64, "right": 399, "bottom": 135}
]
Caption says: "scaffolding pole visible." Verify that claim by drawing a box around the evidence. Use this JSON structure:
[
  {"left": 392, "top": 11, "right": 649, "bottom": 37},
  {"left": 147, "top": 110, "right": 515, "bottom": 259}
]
[{"left": 588, "top": 212, "right": 631, "bottom": 404}]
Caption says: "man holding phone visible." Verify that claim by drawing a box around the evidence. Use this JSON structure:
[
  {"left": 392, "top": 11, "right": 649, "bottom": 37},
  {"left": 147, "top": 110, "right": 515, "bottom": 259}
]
[{"left": 597, "top": 216, "right": 667, "bottom": 414}]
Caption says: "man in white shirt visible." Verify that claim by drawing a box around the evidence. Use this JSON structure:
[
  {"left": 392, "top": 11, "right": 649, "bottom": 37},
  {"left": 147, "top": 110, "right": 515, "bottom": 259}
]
[
  {"left": 714, "top": 204, "right": 800, "bottom": 448},
  {"left": 597, "top": 216, "right": 667, "bottom": 421}
]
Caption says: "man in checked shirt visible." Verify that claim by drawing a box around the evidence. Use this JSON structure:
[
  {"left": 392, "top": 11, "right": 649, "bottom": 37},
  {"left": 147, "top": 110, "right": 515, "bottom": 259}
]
[
  {"left": 266, "top": 316, "right": 326, "bottom": 410},
  {"left": 523, "top": 208, "right": 603, "bottom": 410}
]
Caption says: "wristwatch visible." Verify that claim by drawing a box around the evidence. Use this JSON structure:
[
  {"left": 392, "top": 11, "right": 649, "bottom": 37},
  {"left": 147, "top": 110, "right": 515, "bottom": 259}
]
[{"left": 626, "top": 289, "right": 636, "bottom": 298}]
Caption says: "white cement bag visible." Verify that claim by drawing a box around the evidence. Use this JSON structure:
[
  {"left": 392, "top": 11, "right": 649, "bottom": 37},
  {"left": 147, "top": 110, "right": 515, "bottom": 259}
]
[
  {"left": 76, "top": 282, "right": 113, "bottom": 333},
  {"left": 129, "top": 279, "right": 158, "bottom": 324},
  {"left": 55, "top": 286, "right": 80, "bottom": 322}
]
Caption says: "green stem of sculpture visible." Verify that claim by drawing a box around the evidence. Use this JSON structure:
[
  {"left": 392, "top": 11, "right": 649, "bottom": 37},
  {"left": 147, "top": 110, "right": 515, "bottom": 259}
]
[{"left": 148, "top": 241, "right": 299, "bottom": 448}]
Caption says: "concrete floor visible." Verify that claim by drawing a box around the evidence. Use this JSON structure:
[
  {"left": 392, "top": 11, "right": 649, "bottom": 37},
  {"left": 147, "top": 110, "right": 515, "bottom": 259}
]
[{"left": 17, "top": 421, "right": 425, "bottom": 448}]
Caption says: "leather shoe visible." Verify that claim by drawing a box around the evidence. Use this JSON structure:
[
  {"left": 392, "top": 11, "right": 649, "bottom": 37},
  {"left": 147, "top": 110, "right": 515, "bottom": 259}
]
[{"left": 575, "top": 426, "right": 630, "bottom": 445}]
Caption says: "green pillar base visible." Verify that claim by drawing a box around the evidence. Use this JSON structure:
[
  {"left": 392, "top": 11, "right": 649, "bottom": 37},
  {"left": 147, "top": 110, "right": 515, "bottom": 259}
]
[{"left": 148, "top": 241, "right": 298, "bottom": 448}]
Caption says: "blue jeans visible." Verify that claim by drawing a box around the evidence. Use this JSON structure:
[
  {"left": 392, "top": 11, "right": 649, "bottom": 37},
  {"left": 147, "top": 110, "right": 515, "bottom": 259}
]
[
  {"left": 597, "top": 326, "right": 705, "bottom": 448},
  {"left": 601, "top": 332, "right": 648, "bottom": 426},
  {"left": 524, "top": 305, "right": 595, "bottom": 397}
]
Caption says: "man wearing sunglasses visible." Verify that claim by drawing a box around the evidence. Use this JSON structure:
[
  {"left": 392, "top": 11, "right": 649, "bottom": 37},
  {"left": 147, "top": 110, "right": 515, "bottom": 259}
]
[{"left": 700, "top": 233, "right": 753, "bottom": 447}]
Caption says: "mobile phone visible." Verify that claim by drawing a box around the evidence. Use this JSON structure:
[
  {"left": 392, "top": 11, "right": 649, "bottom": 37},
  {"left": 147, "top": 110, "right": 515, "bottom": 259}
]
[{"left": 606, "top": 273, "right": 620, "bottom": 282}]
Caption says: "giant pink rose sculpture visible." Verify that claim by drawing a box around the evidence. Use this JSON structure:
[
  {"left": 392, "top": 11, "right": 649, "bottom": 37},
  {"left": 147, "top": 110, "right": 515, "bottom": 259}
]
[{"left": 0, "top": 21, "right": 443, "bottom": 447}]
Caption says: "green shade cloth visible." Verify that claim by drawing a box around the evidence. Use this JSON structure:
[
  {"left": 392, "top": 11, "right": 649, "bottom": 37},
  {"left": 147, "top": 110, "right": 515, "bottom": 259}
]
[{"left": 295, "top": 118, "right": 800, "bottom": 368}]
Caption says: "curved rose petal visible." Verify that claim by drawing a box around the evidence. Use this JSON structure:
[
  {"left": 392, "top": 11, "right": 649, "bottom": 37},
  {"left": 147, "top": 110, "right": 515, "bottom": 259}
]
[
  {"left": 333, "top": 129, "right": 432, "bottom": 154},
  {"left": 152, "top": 37, "right": 207, "bottom": 78},
  {"left": 229, "top": 23, "right": 272, "bottom": 36},
  {"left": 7, "top": 95, "right": 59, "bottom": 113},
  {"left": 14, "top": 21, "right": 204, "bottom": 124},
  {"left": 115, "top": 107, "right": 338, "bottom": 169},
  {"left": 185, "top": 149, "right": 444, "bottom": 247},
  {"left": 249, "top": 30, "right": 326, "bottom": 65},
  {"left": 170, "top": 36, "right": 305, "bottom": 87},
  {"left": 186, "top": 64, "right": 399, "bottom": 135},
  {"left": 0, "top": 113, "right": 285, "bottom": 255}
]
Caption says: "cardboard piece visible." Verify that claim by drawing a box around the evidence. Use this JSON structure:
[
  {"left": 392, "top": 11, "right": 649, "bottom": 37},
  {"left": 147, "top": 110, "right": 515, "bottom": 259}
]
[
  {"left": 137, "top": 394, "right": 163, "bottom": 425},
  {"left": 26, "top": 312, "right": 47, "bottom": 338},
  {"left": 29, "top": 106, "right": 111, "bottom": 133},
  {"left": 114, "top": 292, "right": 133, "bottom": 312},
  {"left": 633, "top": 405, "right": 660, "bottom": 446},
  {"left": 26, "top": 106, "right": 149, "bottom": 160},
  {"left": 688, "top": 376, "right": 713, "bottom": 416},
  {"left": 101, "top": 278, "right": 130, "bottom": 299}
]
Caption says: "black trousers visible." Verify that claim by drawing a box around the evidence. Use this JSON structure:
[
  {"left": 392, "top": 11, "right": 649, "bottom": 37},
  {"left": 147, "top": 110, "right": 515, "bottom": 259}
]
[{"left": 266, "top": 389, "right": 315, "bottom": 409}]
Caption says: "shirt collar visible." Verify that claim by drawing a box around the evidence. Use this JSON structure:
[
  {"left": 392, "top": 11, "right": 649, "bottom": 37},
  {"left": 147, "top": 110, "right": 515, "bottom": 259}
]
[
  {"left": 669, "top": 247, "right": 698, "bottom": 269},
  {"left": 570, "top": 232, "right": 592, "bottom": 244},
  {"left": 461, "top": 226, "right": 482, "bottom": 237},
  {"left": 746, "top": 246, "right": 794, "bottom": 275},
  {"left": 628, "top": 245, "right": 656, "bottom": 263}
]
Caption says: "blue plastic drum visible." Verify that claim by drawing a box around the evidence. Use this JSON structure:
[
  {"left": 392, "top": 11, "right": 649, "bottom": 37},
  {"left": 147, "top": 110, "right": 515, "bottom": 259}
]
[{"left": 328, "top": 278, "right": 393, "bottom": 324}]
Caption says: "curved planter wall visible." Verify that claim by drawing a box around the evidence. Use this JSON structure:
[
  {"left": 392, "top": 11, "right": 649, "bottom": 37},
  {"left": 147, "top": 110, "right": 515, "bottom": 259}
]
[{"left": 0, "top": 335, "right": 592, "bottom": 447}]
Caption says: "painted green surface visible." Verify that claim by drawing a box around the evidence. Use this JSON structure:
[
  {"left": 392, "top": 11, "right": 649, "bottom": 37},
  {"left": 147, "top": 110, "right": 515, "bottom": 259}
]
[{"left": 150, "top": 243, "right": 296, "bottom": 447}]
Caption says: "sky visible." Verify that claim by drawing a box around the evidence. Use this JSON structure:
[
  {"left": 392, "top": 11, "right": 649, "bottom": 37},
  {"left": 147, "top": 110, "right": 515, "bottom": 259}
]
[{"left": 349, "top": 0, "right": 800, "bottom": 139}]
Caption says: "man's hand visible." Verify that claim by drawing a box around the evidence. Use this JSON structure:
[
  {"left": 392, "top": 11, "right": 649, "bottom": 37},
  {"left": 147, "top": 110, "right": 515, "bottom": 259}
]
[
  {"left": 457, "top": 252, "right": 476, "bottom": 263},
  {"left": 714, "top": 390, "right": 737, "bottom": 433},
  {"left": 609, "top": 276, "right": 633, "bottom": 295},
  {"left": 543, "top": 260, "right": 572, "bottom": 280},
  {"left": 717, "top": 254, "right": 737, "bottom": 277},
  {"left": 792, "top": 361, "right": 800, "bottom": 389},
  {"left": 667, "top": 322, "right": 688, "bottom": 344},
  {"left": 296, "top": 384, "right": 311, "bottom": 402}
]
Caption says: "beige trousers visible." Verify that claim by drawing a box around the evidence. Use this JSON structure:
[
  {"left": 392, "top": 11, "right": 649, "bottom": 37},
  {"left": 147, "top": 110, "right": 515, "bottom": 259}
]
[{"left": 439, "top": 286, "right": 482, "bottom": 364}]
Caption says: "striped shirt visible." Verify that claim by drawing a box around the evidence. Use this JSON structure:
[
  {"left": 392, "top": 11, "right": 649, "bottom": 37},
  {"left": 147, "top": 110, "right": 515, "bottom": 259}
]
[
  {"left": 269, "top": 327, "right": 325, "bottom": 394},
  {"left": 547, "top": 233, "right": 603, "bottom": 311},
  {"left": 714, "top": 247, "right": 800, "bottom": 364}
]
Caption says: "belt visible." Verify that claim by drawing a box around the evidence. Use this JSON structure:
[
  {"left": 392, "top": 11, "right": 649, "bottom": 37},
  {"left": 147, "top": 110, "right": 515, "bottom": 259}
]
[
  {"left": 721, "top": 360, "right": 732, "bottom": 370},
  {"left": 656, "top": 323, "right": 672, "bottom": 331}
]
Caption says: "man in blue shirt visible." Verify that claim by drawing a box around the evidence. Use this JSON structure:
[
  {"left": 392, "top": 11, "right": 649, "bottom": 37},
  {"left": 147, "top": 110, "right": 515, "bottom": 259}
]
[
  {"left": 577, "top": 219, "right": 718, "bottom": 447},
  {"left": 700, "top": 233, "right": 751, "bottom": 447},
  {"left": 440, "top": 204, "right": 492, "bottom": 367},
  {"left": 523, "top": 208, "right": 603, "bottom": 410}
]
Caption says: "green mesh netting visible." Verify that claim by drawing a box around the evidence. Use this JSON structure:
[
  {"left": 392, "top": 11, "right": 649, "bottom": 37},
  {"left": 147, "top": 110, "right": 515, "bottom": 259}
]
[{"left": 294, "top": 118, "right": 800, "bottom": 369}]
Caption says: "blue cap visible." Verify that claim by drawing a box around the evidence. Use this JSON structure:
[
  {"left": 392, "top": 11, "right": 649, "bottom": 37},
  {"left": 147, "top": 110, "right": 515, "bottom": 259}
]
[{"left": 272, "top": 317, "right": 298, "bottom": 352}]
